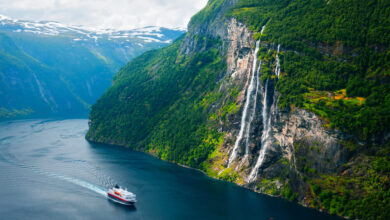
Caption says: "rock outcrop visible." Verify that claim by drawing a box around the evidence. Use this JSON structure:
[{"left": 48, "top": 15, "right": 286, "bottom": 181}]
[
  {"left": 87, "top": 1, "right": 389, "bottom": 218},
  {"left": 176, "top": 0, "right": 353, "bottom": 209}
]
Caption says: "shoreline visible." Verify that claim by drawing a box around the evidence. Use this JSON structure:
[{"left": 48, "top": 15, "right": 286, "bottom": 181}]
[{"left": 86, "top": 136, "right": 344, "bottom": 219}]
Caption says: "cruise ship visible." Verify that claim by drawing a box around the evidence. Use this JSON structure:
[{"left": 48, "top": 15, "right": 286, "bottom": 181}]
[{"left": 107, "top": 185, "right": 136, "bottom": 205}]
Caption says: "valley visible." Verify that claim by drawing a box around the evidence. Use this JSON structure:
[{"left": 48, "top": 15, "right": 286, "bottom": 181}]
[{"left": 0, "top": 15, "right": 185, "bottom": 118}]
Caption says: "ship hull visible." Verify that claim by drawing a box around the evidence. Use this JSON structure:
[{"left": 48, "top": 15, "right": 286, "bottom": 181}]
[{"left": 107, "top": 193, "right": 136, "bottom": 205}]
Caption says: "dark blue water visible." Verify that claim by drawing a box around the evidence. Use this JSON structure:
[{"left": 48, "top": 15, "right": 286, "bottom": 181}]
[{"left": 0, "top": 119, "right": 340, "bottom": 220}]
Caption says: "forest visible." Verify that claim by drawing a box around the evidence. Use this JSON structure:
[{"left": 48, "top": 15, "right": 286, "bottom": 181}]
[
  {"left": 230, "top": 0, "right": 390, "bottom": 139},
  {"left": 230, "top": 0, "right": 390, "bottom": 218},
  {"left": 87, "top": 0, "right": 390, "bottom": 218},
  {"left": 87, "top": 35, "right": 226, "bottom": 167}
]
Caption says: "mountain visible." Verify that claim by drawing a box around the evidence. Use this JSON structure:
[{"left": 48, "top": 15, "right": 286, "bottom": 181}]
[
  {"left": 87, "top": 0, "right": 390, "bottom": 219},
  {"left": 0, "top": 15, "right": 185, "bottom": 118}
]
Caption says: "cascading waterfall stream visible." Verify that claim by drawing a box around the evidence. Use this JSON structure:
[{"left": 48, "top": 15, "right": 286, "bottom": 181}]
[
  {"left": 242, "top": 25, "right": 268, "bottom": 160},
  {"left": 275, "top": 44, "right": 281, "bottom": 78},
  {"left": 32, "top": 72, "right": 55, "bottom": 111},
  {"left": 228, "top": 40, "right": 260, "bottom": 167},
  {"left": 260, "top": 25, "right": 266, "bottom": 35},
  {"left": 228, "top": 25, "right": 266, "bottom": 167},
  {"left": 248, "top": 44, "right": 281, "bottom": 182},
  {"left": 248, "top": 79, "right": 271, "bottom": 182},
  {"left": 239, "top": 64, "right": 262, "bottom": 168},
  {"left": 244, "top": 62, "right": 261, "bottom": 155}
]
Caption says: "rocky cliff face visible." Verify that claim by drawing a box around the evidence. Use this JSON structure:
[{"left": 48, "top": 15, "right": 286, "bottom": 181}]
[
  {"left": 87, "top": 0, "right": 389, "bottom": 218},
  {"left": 175, "top": 0, "right": 356, "bottom": 209},
  {"left": 86, "top": 0, "right": 390, "bottom": 219}
]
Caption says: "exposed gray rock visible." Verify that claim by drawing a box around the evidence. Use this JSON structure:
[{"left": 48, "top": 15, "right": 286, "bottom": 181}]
[
  {"left": 181, "top": 1, "right": 351, "bottom": 206},
  {"left": 273, "top": 107, "right": 348, "bottom": 173}
]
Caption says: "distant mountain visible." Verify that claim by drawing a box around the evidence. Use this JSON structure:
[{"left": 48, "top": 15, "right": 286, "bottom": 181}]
[{"left": 0, "top": 15, "right": 185, "bottom": 118}]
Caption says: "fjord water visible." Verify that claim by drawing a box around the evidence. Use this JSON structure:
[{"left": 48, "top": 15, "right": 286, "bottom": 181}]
[{"left": 0, "top": 119, "right": 339, "bottom": 220}]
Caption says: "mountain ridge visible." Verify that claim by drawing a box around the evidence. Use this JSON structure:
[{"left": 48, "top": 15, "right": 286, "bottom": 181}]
[
  {"left": 0, "top": 15, "right": 185, "bottom": 119},
  {"left": 87, "top": 0, "right": 389, "bottom": 219},
  {"left": 0, "top": 14, "right": 184, "bottom": 43}
]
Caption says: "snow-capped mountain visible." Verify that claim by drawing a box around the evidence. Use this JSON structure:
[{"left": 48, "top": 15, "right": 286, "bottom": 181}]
[
  {"left": 0, "top": 14, "right": 185, "bottom": 45},
  {"left": 0, "top": 14, "right": 185, "bottom": 119}
]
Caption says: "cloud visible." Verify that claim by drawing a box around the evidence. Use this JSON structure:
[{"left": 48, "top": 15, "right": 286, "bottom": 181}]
[{"left": 0, "top": 0, "right": 208, "bottom": 29}]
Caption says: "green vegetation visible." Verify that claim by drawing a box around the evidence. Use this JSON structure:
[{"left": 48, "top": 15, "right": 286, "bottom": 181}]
[
  {"left": 189, "top": 0, "right": 226, "bottom": 27},
  {"left": 88, "top": 1, "right": 390, "bottom": 218},
  {"left": 255, "top": 177, "right": 298, "bottom": 199},
  {"left": 88, "top": 36, "right": 227, "bottom": 168},
  {"left": 292, "top": 139, "right": 390, "bottom": 219},
  {"left": 230, "top": 1, "right": 390, "bottom": 218},
  {"left": 218, "top": 167, "right": 240, "bottom": 182},
  {"left": 309, "top": 153, "right": 390, "bottom": 219},
  {"left": 0, "top": 26, "right": 184, "bottom": 119},
  {"left": 230, "top": 0, "right": 390, "bottom": 139},
  {"left": 0, "top": 31, "right": 111, "bottom": 118},
  {"left": 256, "top": 178, "right": 279, "bottom": 195},
  {"left": 281, "top": 186, "right": 298, "bottom": 202},
  {"left": 0, "top": 107, "right": 34, "bottom": 118}
]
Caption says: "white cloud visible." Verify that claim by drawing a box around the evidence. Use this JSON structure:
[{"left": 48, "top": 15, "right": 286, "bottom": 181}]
[{"left": 0, "top": 0, "right": 208, "bottom": 29}]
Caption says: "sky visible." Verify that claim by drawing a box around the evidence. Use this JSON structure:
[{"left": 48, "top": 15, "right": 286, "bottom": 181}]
[{"left": 0, "top": 0, "right": 209, "bottom": 30}]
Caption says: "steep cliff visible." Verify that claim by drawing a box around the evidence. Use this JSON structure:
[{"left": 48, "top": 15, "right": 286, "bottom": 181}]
[{"left": 87, "top": 0, "right": 390, "bottom": 219}]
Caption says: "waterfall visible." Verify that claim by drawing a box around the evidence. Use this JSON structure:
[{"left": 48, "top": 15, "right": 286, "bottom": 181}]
[
  {"left": 228, "top": 25, "right": 267, "bottom": 167},
  {"left": 275, "top": 44, "right": 281, "bottom": 78},
  {"left": 248, "top": 45, "right": 281, "bottom": 182},
  {"left": 32, "top": 72, "right": 58, "bottom": 111},
  {"left": 260, "top": 25, "right": 266, "bottom": 35},
  {"left": 244, "top": 62, "right": 261, "bottom": 155},
  {"left": 228, "top": 40, "right": 260, "bottom": 167},
  {"left": 248, "top": 79, "right": 273, "bottom": 182},
  {"left": 243, "top": 25, "right": 266, "bottom": 155},
  {"left": 32, "top": 72, "right": 53, "bottom": 111}
]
